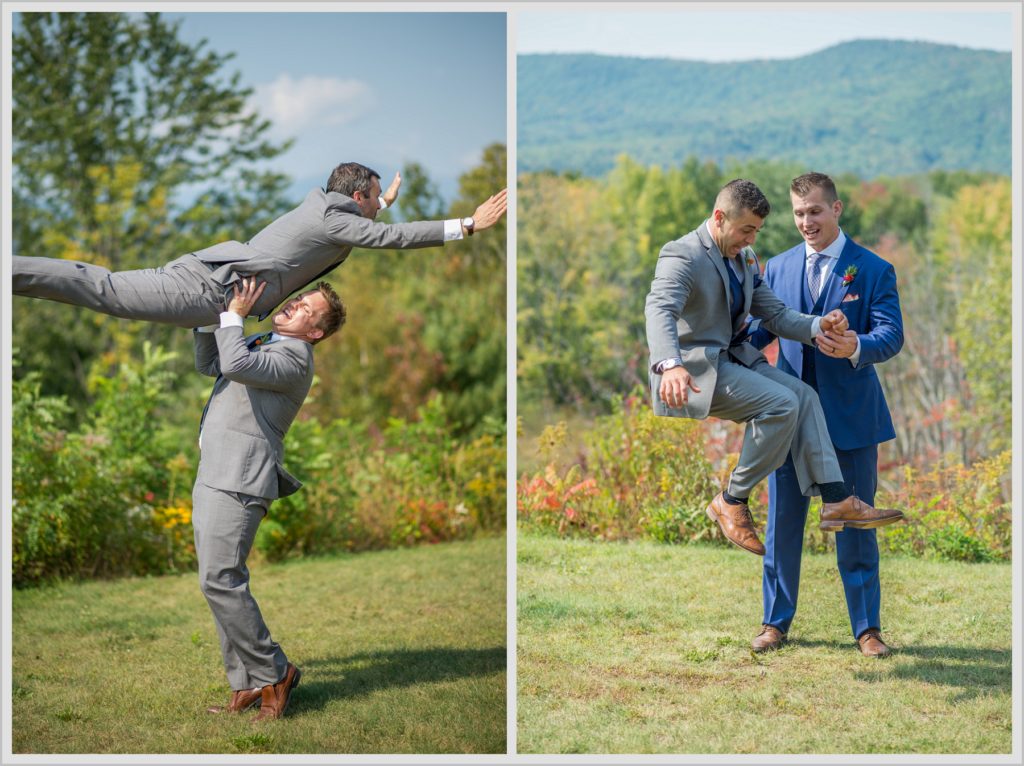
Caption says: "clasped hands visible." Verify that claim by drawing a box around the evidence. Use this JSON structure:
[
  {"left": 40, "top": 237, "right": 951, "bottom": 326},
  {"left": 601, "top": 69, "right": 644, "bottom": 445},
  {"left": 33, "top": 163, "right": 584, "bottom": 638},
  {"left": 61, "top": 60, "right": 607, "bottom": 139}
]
[{"left": 817, "top": 309, "right": 857, "bottom": 359}]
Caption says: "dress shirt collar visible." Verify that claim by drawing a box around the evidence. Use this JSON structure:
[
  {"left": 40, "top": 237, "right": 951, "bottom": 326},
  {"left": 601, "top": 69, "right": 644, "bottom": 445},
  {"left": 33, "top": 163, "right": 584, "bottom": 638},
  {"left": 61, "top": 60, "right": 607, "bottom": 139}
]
[{"left": 804, "top": 228, "right": 847, "bottom": 261}]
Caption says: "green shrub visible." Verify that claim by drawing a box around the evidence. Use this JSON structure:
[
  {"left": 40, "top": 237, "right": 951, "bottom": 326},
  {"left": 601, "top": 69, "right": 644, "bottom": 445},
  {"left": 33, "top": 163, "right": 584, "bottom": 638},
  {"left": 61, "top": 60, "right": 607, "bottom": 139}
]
[
  {"left": 873, "top": 451, "right": 1011, "bottom": 562},
  {"left": 12, "top": 344, "right": 197, "bottom": 585},
  {"left": 519, "top": 394, "right": 1011, "bottom": 563},
  {"left": 518, "top": 391, "right": 718, "bottom": 541},
  {"left": 13, "top": 353, "right": 507, "bottom": 584}
]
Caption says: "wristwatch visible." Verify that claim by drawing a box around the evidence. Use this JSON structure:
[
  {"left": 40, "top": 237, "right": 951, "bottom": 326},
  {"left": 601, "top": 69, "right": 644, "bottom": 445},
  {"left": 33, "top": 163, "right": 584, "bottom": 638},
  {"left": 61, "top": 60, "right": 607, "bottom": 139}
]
[
  {"left": 461, "top": 216, "right": 475, "bottom": 236},
  {"left": 658, "top": 358, "right": 683, "bottom": 373}
]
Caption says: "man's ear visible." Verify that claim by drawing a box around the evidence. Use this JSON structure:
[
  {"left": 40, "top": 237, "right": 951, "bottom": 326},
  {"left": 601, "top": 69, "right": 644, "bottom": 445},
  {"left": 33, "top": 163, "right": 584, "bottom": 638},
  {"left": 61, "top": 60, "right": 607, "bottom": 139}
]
[{"left": 307, "top": 327, "right": 325, "bottom": 342}]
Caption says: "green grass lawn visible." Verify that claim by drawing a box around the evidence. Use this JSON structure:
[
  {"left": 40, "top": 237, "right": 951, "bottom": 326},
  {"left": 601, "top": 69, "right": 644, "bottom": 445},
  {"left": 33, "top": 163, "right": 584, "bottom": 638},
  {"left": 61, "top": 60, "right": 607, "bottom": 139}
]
[
  {"left": 12, "top": 536, "right": 506, "bottom": 754},
  {"left": 517, "top": 532, "right": 1012, "bottom": 755}
]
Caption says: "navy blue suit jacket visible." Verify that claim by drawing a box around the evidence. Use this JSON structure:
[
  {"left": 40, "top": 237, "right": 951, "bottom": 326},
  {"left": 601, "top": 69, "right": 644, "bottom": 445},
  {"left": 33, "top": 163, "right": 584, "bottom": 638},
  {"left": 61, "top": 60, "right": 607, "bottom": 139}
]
[{"left": 748, "top": 237, "right": 903, "bottom": 451}]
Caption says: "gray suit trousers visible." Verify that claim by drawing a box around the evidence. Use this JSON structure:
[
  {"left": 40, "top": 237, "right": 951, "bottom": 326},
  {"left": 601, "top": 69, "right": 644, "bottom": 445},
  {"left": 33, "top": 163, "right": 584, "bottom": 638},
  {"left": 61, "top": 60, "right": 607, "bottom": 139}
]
[
  {"left": 13, "top": 254, "right": 225, "bottom": 328},
  {"left": 709, "top": 353, "right": 842, "bottom": 497},
  {"left": 192, "top": 481, "right": 288, "bottom": 690}
]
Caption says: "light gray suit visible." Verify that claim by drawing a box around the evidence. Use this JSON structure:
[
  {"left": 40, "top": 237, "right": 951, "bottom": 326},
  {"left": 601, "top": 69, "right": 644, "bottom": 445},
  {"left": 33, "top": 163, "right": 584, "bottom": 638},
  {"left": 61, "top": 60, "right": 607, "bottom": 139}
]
[
  {"left": 13, "top": 188, "right": 445, "bottom": 327},
  {"left": 645, "top": 222, "right": 842, "bottom": 497},
  {"left": 192, "top": 325, "right": 313, "bottom": 690}
]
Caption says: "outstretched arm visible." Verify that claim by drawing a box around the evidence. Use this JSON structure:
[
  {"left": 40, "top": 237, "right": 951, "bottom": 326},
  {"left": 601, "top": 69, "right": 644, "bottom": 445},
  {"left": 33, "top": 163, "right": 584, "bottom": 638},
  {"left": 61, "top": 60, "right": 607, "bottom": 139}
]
[{"left": 324, "top": 188, "right": 508, "bottom": 250}]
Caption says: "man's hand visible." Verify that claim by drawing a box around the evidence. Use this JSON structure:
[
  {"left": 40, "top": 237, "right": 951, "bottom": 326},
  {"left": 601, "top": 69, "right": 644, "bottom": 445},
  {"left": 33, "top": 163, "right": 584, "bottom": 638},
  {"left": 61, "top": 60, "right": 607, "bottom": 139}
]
[
  {"left": 659, "top": 365, "right": 701, "bottom": 409},
  {"left": 817, "top": 329, "right": 858, "bottom": 359},
  {"left": 227, "top": 276, "right": 267, "bottom": 317},
  {"left": 819, "top": 309, "right": 849, "bottom": 334},
  {"left": 382, "top": 171, "right": 401, "bottom": 206},
  {"left": 471, "top": 189, "right": 508, "bottom": 233}
]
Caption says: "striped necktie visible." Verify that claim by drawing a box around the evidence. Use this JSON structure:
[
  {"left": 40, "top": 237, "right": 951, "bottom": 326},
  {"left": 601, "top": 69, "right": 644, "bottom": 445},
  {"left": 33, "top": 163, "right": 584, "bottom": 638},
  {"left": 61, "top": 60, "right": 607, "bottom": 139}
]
[{"left": 807, "top": 253, "right": 828, "bottom": 302}]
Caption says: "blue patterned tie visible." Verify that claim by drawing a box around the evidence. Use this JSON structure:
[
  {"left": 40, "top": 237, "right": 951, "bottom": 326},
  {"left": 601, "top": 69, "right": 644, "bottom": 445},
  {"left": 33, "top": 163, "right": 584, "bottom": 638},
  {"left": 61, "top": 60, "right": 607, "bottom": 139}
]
[{"left": 807, "top": 253, "right": 827, "bottom": 302}]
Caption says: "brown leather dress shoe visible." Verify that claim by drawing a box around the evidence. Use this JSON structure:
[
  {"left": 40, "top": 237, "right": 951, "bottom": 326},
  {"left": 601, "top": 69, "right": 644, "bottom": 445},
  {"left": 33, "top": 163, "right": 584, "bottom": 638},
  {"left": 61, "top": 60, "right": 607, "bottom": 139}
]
[
  {"left": 820, "top": 496, "right": 904, "bottom": 532},
  {"left": 857, "top": 629, "right": 892, "bottom": 658},
  {"left": 706, "top": 492, "right": 765, "bottom": 555},
  {"left": 207, "top": 687, "right": 262, "bottom": 714},
  {"left": 751, "top": 624, "right": 787, "bottom": 653},
  {"left": 253, "top": 662, "right": 302, "bottom": 722}
]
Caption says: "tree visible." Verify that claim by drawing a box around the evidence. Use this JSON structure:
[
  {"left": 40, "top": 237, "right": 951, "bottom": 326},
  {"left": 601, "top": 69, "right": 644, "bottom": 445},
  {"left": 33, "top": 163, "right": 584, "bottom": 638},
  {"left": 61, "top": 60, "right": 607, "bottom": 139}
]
[{"left": 13, "top": 12, "right": 293, "bottom": 411}]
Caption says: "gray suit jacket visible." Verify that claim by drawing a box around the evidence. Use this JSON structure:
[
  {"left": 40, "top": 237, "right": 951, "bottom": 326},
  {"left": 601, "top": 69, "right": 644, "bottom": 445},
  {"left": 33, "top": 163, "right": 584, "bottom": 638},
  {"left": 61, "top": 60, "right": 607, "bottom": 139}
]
[
  {"left": 645, "top": 221, "right": 816, "bottom": 419},
  {"left": 191, "top": 188, "right": 445, "bottom": 317},
  {"left": 195, "top": 328, "right": 313, "bottom": 500}
]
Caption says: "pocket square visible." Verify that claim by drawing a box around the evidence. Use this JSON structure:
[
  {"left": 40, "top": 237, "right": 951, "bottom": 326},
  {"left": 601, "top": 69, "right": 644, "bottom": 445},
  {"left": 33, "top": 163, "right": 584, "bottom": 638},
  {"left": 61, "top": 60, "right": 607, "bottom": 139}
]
[{"left": 842, "top": 293, "right": 860, "bottom": 303}]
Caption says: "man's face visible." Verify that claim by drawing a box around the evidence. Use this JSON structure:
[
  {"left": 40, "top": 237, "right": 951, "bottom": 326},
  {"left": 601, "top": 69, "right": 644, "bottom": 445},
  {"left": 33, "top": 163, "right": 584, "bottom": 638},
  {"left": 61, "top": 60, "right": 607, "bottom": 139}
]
[
  {"left": 713, "top": 208, "right": 765, "bottom": 257},
  {"left": 353, "top": 177, "right": 382, "bottom": 220},
  {"left": 272, "top": 290, "right": 329, "bottom": 341},
  {"left": 791, "top": 186, "right": 843, "bottom": 252}
]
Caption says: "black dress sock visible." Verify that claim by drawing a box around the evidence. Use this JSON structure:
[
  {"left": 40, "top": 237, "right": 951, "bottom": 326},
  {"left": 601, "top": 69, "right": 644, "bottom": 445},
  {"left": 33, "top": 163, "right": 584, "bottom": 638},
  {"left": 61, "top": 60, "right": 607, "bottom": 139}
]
[
  {"left": 723, "top": 490, "right": 749, "bottom": 506},
  {"left": 820, "top": 482, "right": 850, "bottom": 504}
]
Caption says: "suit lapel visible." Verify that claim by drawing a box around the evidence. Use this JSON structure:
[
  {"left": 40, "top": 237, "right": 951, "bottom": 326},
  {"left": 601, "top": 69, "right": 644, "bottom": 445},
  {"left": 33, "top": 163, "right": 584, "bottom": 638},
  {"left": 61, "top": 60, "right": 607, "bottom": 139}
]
[
  {"left": 819, "top": 239, "right": 860, "bottom": 312},
  {"left": 698, "top": 223, "right": 733, "bottom": 312},
  {"left": 739, "top": 248, "right": 755, "bottom": 317}
]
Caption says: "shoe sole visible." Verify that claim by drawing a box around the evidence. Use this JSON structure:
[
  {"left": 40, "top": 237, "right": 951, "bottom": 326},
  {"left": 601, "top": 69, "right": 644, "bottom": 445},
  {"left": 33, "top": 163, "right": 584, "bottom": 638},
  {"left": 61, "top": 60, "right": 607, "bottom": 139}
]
[
  {"left": 706, "top": 505, "right": 765, "bottom": 556},
  {"left": 819, "top": 512, "right": 905, "bottom": 532}
]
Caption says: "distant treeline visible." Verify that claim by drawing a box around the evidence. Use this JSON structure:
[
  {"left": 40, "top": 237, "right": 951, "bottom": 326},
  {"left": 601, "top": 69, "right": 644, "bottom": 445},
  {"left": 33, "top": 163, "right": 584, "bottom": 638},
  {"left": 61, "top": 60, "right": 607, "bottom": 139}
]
[{"left": 517, "top": 155, "right": 1011, "bottom": 468}]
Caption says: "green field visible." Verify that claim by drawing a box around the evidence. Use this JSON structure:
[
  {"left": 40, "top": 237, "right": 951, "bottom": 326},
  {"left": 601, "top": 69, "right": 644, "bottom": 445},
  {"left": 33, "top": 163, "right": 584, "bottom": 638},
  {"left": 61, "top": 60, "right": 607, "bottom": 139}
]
[
  {"left": 517, "top": 532, "right": 1012, "bottom": 754},
  {"left": 12, "top": 537, "right": 506, "bottom": 754}
]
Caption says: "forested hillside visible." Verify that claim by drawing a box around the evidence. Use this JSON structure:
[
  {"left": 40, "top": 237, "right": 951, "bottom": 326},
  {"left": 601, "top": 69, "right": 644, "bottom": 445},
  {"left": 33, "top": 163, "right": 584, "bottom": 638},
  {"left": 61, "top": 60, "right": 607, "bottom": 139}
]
[{"left": 519, "top": 40, "right": 1010, "bottom": 177}]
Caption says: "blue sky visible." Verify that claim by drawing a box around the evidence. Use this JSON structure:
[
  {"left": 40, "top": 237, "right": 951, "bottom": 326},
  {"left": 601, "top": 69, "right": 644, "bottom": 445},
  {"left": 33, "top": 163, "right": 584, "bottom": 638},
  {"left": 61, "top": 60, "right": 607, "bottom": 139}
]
[
  {"left": 164, "top": 12, "right": 506, "bottom": 207},
  {"left": 517, "top": 9, "right": 1014, "bottom": 61}
]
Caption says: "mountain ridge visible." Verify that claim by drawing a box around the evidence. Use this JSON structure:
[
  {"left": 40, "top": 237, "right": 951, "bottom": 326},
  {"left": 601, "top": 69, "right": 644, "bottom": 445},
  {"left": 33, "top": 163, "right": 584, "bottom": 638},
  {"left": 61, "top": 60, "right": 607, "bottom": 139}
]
[{"left": 518, "top": 40, "right": 1011, "bottom": 178}]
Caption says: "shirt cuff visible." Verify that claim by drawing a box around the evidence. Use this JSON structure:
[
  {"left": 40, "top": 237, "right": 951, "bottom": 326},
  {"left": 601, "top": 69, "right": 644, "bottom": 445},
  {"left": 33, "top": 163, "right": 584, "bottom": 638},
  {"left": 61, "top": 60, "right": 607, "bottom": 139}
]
[
  {"left": 378, "top": 196, "right": 388, "bottom": 210},
  {"left": 443, "top": 219, "right": 465, "bottom": 242},
  {"left": 810, "top": 317, "right": 822, "bottom": 339},
  {"left": 195, "top": 324, "right": 218, "bottom": 333},
  {"left": 848, "top": 336, "right": 862, "bottom": 367},
  {"left": 219, "top": 311, "right": 245, "bottom": 329}
]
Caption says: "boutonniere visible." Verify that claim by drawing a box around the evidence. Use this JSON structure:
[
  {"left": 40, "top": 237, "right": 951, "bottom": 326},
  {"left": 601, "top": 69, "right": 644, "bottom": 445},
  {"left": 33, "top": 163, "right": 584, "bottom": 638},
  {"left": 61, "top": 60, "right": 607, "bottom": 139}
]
[{"left": 841, "top": 265, "right": 858, "bottom": 285}]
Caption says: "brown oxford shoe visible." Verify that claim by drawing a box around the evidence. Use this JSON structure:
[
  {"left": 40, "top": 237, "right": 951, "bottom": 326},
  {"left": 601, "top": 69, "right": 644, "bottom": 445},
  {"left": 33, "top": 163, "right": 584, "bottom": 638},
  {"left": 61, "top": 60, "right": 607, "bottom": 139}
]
[
  {"left": 706, "top": 492, "right": 765, "bottom": 555},
  {"left": 253, "top": 662, "right": 302, "bottom": 722},
  {"left": 751, "top": 624, "right": 787, "bottom": 653},
  {"left": 857, "top": 629, "right": 892, "bottom": 658},
  {"left": 820, "top": 495, "right": 904, "bottom": 532},
  {"left": 207, "top": 687, "right": 262, "bottom": 714}
]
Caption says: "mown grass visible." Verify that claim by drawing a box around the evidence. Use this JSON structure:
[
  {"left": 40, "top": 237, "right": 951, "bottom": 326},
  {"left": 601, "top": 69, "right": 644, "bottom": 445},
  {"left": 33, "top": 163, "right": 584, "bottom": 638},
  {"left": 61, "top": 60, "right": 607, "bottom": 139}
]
[
  {"left": 517, "top": 532, "right": 1012, "bottom": 754},
  {"left": 12, "top": 536, "right": 506, "bottom": 754}
]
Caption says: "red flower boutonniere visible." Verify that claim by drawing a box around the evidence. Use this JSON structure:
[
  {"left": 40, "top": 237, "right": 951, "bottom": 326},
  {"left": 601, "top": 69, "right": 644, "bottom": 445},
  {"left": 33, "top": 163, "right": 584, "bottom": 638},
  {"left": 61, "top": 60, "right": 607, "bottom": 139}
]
[{"left": 842, "top": 265, "right": 858, "bottom": 286}]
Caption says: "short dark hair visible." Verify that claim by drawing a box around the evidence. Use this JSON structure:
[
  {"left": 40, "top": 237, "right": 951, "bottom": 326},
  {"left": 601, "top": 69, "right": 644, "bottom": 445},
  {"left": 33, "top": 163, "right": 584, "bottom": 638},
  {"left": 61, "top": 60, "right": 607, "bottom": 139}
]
[
  {"left": 716, "top": 179, "right": 771, "bottom": 219},
  {"left": 791, "top": 172, "right": 839, "bottom": 204},
  {"left": 325, "top": 162, "right": 381, "bottom": 197},
  {"left": 312, "top": 281, "right": 346, "bottom": 343}
]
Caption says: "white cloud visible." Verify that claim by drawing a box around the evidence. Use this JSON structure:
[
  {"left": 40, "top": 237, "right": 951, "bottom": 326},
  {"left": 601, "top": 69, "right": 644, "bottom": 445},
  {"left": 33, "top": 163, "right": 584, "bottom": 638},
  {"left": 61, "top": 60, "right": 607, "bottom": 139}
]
[{"left": 252, "top": 74, "right": 375, "bottom": 137}]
